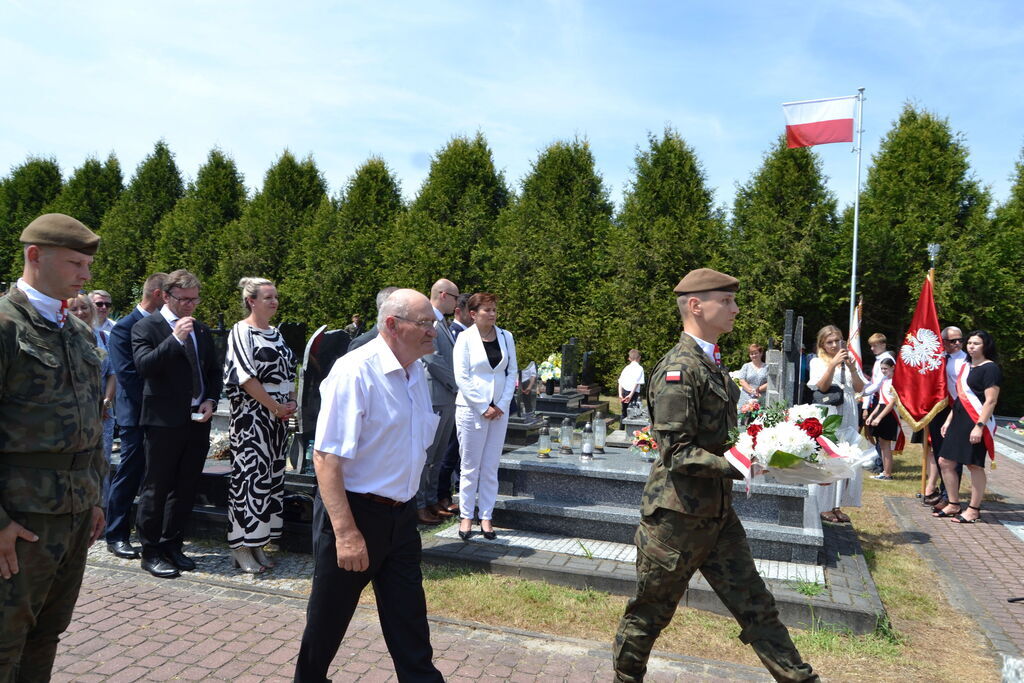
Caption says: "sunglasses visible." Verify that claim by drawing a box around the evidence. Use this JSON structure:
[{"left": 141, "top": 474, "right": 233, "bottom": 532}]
[
  {"left": 93, "top": 301, "right": 112, "bottom": 308},
  {"left": 943, "top": 338, "right": 963, "bottom": 344}
]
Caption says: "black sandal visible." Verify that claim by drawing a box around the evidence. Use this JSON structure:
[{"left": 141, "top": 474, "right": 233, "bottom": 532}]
[
  {"left": 951, "top": 505, "right": 981, "bottom": 524},
  {"left": 922, "top": 491, "right": 943, "bottom": 506},
  {"left": 933, "top": 503, "right": 962, "bottom": 518}
]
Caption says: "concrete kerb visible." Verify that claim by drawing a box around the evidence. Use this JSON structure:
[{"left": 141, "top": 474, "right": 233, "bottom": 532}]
[{"left": 885, "top": 495, "right": 1021, "bottom": 659}]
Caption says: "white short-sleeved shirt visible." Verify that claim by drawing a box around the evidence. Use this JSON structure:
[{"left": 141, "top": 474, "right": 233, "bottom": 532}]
[
  {"left": 617, "top": 361, "right": 645, "bottom": 393},
  {"left": 314, "top": 336, "right": 439, "bottom": 502}
]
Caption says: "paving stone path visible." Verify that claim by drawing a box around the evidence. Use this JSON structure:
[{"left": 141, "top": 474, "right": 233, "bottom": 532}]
[{"left": 53, "top": 564, "right": 770, "bottom": 682}]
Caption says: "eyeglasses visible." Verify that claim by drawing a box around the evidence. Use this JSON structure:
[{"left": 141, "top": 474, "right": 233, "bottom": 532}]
[
  {"left": 393, "top": 316, "right": 436, "bottom": 329},
  {"left": 168, "top": 293, "right": 201, "bottom": 305},
  {"left": 943, "top": 338, "right": 963, "bottom": 344},
  {"left": 442, "top": 291, "right": 459, "bottom": 299},
  {"left": 93, "top": 301, "right": 112, "bottom": 308}
]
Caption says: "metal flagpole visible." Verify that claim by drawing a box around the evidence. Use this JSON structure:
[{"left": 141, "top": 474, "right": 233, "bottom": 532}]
[{"left": 848, "top": 87, "right": 865, "bottom": 329}]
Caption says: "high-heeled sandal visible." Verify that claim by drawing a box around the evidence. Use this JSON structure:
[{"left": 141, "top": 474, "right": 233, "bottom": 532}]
[
  {"left": 232, "top": 547, "right": 266, "bottom": 574},
  {"left": 932, "top": 502, "right": 962, "bottom": 518},
  {"left": 922, "top": 491, "right": 943, "bottom": 506},
  {"left": 951, "top": 505, "right": 981, "bottom": 524},
  {"left": 252, "top": 546, "right": 276, "bottom": 568}
]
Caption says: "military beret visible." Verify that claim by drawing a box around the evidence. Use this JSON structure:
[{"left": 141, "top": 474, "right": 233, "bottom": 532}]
[
  {"left": 19, "top": 213, "right": 100, "bottom": 256},
  {"left": 673, "top": 268, "right": 739, "bottom": 295}
]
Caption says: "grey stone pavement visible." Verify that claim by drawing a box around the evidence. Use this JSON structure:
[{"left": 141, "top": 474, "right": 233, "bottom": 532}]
[{"left": 55, "top": 559, "right": 770, "bottom": 682}]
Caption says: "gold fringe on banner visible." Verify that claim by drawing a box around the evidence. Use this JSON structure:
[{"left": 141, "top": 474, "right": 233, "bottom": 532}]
[{"left": 893, "top": 394, "right": 949, "bottom": 432}]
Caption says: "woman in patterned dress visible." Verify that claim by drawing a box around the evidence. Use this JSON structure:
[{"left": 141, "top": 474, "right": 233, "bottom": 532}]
[{"left": 224, "top": 277, "right": 297, "bottom": 573}]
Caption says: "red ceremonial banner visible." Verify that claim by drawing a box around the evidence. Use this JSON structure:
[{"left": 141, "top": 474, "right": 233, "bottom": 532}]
[{"left": 891, "top": 275, "right": 948, "bottom": 429}]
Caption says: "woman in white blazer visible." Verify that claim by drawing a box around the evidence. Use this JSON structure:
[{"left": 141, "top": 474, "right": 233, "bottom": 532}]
[{"left": 454, "top": 293, "right": 517, "bottom": 540}]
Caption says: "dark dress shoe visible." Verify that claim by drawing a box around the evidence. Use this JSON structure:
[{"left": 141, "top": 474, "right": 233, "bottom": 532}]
[
  {"left": 107, "top": 541, "right": 140, "bottom": 559},
  {"left": 417, "top": 509, "right": 442, "bottom": 526},
  {"left": 162, "top": 548, "right": 197, "bottom": 572},
  {"left": 141, "top": 556, "right": 180, "bottom": 578}
]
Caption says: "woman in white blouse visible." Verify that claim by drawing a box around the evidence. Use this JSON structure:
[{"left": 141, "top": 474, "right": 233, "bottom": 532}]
[{"left": 454, "top": 293, "right": 517, "bottom": 541}]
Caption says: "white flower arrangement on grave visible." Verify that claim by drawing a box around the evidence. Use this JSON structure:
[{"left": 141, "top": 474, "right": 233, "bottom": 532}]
[{"left": 538, "top": 353, "right": 561, "bottom": 381}]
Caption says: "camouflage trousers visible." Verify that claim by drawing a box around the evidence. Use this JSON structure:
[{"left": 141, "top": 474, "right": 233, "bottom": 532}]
[
  {"left": 0, "top": 509, "right": 92, "bottom": 682},
  {"left": 613, "top": 506, "right": 818, "bottom": 683}
]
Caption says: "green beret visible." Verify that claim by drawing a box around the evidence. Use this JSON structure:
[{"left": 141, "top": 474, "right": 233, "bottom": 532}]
[
  {"left": 19, "top": 213, "right": 100, "bottom": 256},
  {"left": 673, "top": 268, "right": 739, "bottom": 295}
]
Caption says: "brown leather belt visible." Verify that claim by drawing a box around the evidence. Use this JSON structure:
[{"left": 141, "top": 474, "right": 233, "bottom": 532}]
[
  {"left": 2, "top": 450, "right": 94, "bottom": 470},
  {"left": 353, "top": 492, "right": 405, "bottom": 507}
]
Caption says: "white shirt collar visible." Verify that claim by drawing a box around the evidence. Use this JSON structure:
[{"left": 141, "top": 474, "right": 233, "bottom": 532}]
[
  {"left": 17, "top": 278, "right": 65, "bottom": 324},
  {"left": 136, "top": 304, "right": 153, "bottom": 317},
  {"left": 159, "top": 304, "right": 178, "bottom": 325},
  {"left": 432, "top": 305, "right": 444, "bottom": 322},
  {"left": 684, "top": 332, "right": 717, "bottom": 364}
]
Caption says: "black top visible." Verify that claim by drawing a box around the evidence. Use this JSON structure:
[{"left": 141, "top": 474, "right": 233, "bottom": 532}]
[{"left": 482, "top": 338, "right": 502, "bottom": 369}]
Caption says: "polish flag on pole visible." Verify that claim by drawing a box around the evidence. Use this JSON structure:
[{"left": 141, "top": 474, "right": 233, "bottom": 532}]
[
  {"left": 783, "top": 95, "right": 857, "bottom": 149},
  {"left": 847, "top": 297, "right": 863, "bottom": 374}
]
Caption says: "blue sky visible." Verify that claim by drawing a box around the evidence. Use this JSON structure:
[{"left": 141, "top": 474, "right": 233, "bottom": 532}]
[{"left": 2, "top": 1, "right": 1023, "bottom": 212}]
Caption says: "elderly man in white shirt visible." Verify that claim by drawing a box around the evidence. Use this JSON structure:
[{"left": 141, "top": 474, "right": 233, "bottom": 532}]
[
  {"left": 294, "top": 289, "right": 444, "bottom": 683},
  {"left": 617, "top": 349, "right": 645, "bottom": 417}
]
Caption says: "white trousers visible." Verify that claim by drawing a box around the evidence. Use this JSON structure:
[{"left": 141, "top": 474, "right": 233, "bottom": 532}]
[{"left": 455, "top": 405, "right": 508, "bottom": 521}]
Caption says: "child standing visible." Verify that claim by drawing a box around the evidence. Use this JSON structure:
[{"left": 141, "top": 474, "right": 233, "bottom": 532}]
[{"left": 866, "top": 358, "right": 904, "bottom": 480}]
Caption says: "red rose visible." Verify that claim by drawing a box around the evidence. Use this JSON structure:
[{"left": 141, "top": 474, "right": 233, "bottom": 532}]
[
  {"left": 799, "top": 418, "right": 823, "bottom": 439},
  {"left": 747, "top": 423, "right": 763, "bottom": 446}
]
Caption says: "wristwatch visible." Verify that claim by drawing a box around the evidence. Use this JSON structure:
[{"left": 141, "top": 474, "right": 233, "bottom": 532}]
[{"left": 975, "top": 421, "right": 985, "bottom": 428}]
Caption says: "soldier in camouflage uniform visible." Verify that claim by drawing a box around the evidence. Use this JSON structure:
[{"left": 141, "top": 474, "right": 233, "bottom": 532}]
[
  {"left": 613, "top": 268, "right": 817, "bottom": 683},
  {"left": 0, "top": 214, "right": 106, "bottom": 681}
]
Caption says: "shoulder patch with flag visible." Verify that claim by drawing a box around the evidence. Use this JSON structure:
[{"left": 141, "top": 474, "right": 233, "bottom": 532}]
[{"left": 665, "top": 370, "right": 682, "bottom": 383}]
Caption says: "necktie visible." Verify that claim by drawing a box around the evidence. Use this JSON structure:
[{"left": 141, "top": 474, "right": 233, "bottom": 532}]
[
  {"left": 713, "top": 344, "right": 722, "bottom": 367},
  {"left": 57, "top": 300, "right": 68, "bottom": 327},
  {"left": 182, "top": 331, "right": 202, "bottom": 398}
]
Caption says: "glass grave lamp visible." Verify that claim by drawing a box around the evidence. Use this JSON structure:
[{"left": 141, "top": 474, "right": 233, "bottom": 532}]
[
  {"left": 559, "top": 417, "right": 574, "bottom": 454},
  {"left": 581, "top": 420, "right": 594, "bottom": 461},
  {"left": 537, "top": 418, "right": 552, "bottom": 458},
  {"left": 593, "top": 410, "right": 606, "bottom": 453}
]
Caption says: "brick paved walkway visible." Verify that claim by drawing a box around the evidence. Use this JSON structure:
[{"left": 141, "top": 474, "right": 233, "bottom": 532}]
[
  {"left": 53, "top": 565, "right": 770, "bottom": 682},
  {"left": 889, "top": 452, "right": 1024, "bottom": 659}
]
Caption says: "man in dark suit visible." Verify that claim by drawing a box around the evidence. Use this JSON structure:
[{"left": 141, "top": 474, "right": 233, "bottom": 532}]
[
  {"left": 131, "top": 269, "right": 222, "bottom": 578},
  {"left": 346, "top": 286, "right": 397, "bottom": 353},
  {"left": 104, "top": 273, "right": 166, "bottom": 559}
]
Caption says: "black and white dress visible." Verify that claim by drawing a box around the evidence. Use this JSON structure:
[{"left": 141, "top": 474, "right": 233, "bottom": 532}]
[{"left": 224, "top": 322, "right": 297, "bottom": 549}]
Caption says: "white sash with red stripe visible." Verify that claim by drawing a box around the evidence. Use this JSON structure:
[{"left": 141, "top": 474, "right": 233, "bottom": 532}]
[{"left": 956, "top": 363, "right": 996, "bottom": 462}]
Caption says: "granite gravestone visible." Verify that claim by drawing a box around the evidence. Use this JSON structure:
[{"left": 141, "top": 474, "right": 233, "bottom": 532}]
[{"left": 560, "top": 338, "right": 578, "bottom": 392}]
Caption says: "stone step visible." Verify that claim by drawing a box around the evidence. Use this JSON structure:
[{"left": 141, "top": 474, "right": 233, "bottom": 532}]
[{"left": 491, "top": 495, "right": 823, "bottom": 564}]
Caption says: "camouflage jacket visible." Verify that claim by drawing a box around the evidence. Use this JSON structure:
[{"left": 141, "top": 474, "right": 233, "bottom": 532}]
[
  {"left": 0, "top": 287, "right": 105, "bottom": 529},
  {"left": 640, "top": 332, "right": 742, "bottom": 519}
]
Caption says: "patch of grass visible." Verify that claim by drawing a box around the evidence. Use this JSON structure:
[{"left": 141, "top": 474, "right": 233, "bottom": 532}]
[
  {"left": 576, "top": 539, "right": 594, "bottom": 559},
  {"left": 790, "top": 580, "right": 826, "bottom": 597}
]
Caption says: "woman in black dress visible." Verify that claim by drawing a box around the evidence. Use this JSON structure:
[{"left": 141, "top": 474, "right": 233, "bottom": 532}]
[
  {"left": 224, "top": 277, "right": 297, "bottom": 572},
  {"left": 934, "top": 330, "right": 1001, "bottom": 524}
]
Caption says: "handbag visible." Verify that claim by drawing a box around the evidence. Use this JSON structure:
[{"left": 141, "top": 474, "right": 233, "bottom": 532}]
[{"left": 812, "top": 386, "right": 844, "bottom": 406}]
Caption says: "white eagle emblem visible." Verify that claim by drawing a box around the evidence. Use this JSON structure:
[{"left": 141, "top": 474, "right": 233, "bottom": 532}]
[{"left": 900, "top": 328, "right": 943, "bottom": 374}]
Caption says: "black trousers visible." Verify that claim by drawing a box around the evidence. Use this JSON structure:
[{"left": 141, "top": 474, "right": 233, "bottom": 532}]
[
  {"left": 136, "top": 421, "right": 211, "bottom": 555},
  {"left": 435, "top": 423, "right": 460, "bottom": 503},
  {"left": 294, "top": 492, "right": 441, "bottom": 683},
  {"left": 105, "top": 424, "right": 146, "bottom": 543}
]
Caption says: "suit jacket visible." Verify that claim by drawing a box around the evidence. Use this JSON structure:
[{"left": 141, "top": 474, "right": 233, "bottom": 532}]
[
  {"left": 108, "top": 307, "right": 146, "bottom": 427},
  {"left": 346, "top": 326, "right": 378, "bottom": 353},
  {"left": 454, "top": 324, "right": 517, "bottom": 416},
  {"left": 131, "top": 312, "right": 222, "bottom": 428},
  {"left": 423, "top": 315, "right": 457, "bottom": 408}
]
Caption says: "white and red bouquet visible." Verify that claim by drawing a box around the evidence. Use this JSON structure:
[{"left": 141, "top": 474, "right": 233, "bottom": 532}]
[{"left": 726, "top": 403, "right": 859, "bottom": 486}]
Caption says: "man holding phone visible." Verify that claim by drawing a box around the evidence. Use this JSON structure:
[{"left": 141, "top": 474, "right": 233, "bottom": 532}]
[{"left": 130, "top": 270, "right": 222, "bottom": 578}]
